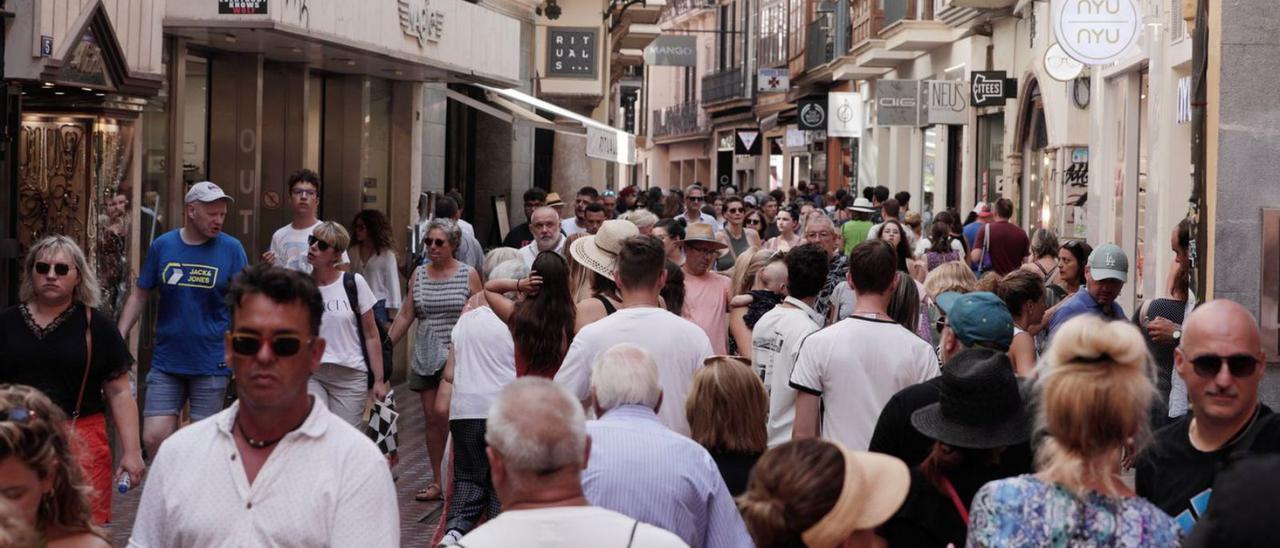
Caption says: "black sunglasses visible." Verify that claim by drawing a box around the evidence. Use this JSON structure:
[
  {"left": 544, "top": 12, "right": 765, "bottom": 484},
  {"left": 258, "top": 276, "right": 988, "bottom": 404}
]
[
  {"left": 0, "top": 406, "right": 34, "bottom": 424},
  {"left": 745, "top": 219, "right": 762, "bottom": 226},
  {"left": 424, "top": 238, "right": 449, "bottom": 248},
  {"left": 34, "top": 261, "right": 73, "bottom": 276},
  {"left": 307, "top": 235, "right": 332, "bottom": 251},
  {"left": 229, "top": 332, "right": 308, "bottom": 357},
  {"left": 1190, "top": 354, "right": 1260, "bottom": 379},
  {"left": 687, "top": 196, "right": 705, "bottom": 202}
]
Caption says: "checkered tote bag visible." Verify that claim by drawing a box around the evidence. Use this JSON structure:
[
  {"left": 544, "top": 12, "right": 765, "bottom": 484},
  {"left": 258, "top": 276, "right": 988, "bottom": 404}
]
[{"left": 366, "top": 389, "right": 400, "bottom": 455}]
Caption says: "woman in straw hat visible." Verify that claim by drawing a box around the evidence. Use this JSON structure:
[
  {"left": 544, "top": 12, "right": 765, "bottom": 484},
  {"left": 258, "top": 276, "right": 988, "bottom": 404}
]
[
  {"left": 738, "top": 438, "right": 909, "bottom": 548},
  {"left": 966, "top": 316, "right": 1179, "bottom": 546},
  {"left": 569, "top": 220, "right": 639, "bottom": 332}
]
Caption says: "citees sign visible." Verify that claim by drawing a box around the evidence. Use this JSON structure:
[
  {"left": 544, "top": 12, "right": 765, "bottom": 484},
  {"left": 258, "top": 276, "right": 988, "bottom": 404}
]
[
  {"left": 547, "top": 28, "right": 598, "bottom": 78},
  {"left": 876, "top": 80, "right": 920, "bottom": 126},
  {"left": 399, "top": 0, "right": 446, "bottom": 46},
  {"left": 971, "top": 71, "right": 1016, "bottom": 107},
  {"left": 1052, "top": 0, "right": 1141, "bottom": 65},
  {"left": 921, "top": 80, "right": 968, "bottom": 125},
  {"left": 798, "top": 97, "right": 828, "bottom": 131},
  {"left": 644, "top": 35, "right": 697, "bottom": 66},
  {"left": 219, "top": 0, "right": 267, "bottom": 14}
]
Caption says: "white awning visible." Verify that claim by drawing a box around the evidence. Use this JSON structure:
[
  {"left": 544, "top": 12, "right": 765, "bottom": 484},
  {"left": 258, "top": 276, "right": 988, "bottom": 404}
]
[{"left": 476, "top": 85, "right": 637, "bottom": 165}]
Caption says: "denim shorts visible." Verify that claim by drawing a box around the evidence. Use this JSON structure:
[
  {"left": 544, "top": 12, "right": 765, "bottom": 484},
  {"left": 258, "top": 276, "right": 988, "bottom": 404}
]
[{"left": 143, "top": 369, "right": 230, "bottom": 420}]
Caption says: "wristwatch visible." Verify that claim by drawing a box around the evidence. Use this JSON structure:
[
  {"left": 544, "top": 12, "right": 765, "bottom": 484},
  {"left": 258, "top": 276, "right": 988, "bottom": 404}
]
[{"left": 1172, "top": 328, "right": 1182, "bottom": 341}]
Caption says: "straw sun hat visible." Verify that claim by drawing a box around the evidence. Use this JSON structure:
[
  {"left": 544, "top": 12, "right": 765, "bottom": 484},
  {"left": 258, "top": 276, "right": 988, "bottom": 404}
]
[{"left": 569, "top": 219, "right": 639, "bottom": 279}]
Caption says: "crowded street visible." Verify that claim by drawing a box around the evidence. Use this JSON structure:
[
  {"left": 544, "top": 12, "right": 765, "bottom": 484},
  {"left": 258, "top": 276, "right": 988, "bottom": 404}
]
[{"left": 2, "top": 0, "right": 1279, "bottom": 546}]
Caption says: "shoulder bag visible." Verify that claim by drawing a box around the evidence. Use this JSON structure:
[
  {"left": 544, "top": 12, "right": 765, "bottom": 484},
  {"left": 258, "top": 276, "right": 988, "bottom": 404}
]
[
  {"left": 72, "top": 305, "right": 94, "bottom": 425},
  {"left": 342, "top": 272, "right": 376, "bottom": 389}
]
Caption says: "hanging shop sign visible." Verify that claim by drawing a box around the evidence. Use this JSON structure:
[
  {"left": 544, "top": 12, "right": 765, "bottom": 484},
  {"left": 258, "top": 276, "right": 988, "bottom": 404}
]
[
  {"left": 735, "top": 130, "right": 763, "bottom": 155},
  {"left": 1044, "top": 43, "right": 1085, "bottom": 81},
  {"left": 920, "top": 80, "right": 968, "bottom": 125},
  {"left": 828, "top": 92, "right": 863, "bottom": 138},
  {"left": 547, "top": 28, "right": 599, "bottom": 78},
  {"left": 971, "top": 71, "right": 1017, "bottom": 107},
  {"left": 785, "top": 127, "right": 807, "bottom": 148},
  {"left": 798, "top": 97, "right": 828, "bottom": 131},
  {"left": 399, "top": 0, "right": 447, "bottom": 46},
  {"left": 758, "top": 68, "right": 791, "bottom": 92},
  {"left": 586, "top": 126, "right": 637, "bottom": 165},
  {"left": 219, "top": 0, "right": 267, "bottom": 14},
  {"left": 644, "top": 36, "right": 697, "bottom": 67},
  {"left": 876, "top": 80, "right": 920, "bottom": 127},
  {"left": 1052, "top": 0, "right": 1141, "bottom": 65}
]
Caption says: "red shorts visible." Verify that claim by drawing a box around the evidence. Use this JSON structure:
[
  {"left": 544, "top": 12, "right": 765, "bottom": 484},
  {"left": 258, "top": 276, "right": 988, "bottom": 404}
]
[{"left": 69, "top": 413, "right": 112, "bottom": 524}]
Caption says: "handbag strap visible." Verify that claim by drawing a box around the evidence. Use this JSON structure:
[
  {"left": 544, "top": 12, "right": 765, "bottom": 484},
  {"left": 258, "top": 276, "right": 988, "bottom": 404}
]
[
  {"left": 343, "top": 273, "right": 374, "bottom": 374},
  {"left": 73, "top": 305, "right": 93, "bottom": 422}
]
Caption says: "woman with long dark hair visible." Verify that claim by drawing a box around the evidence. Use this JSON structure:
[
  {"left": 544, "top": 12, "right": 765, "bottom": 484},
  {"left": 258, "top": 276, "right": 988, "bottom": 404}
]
[
  {"left": 485, "top": 251, "right": 577, "bottom": 378},
  {"left": 923, "top": 220, "right": 963, "bottom": 272}
]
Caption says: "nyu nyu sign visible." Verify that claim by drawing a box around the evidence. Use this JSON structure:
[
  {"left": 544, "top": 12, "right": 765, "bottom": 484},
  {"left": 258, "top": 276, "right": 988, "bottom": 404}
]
[{"left": 1052, "top": 0, "right": 1140, "bottom": 65}]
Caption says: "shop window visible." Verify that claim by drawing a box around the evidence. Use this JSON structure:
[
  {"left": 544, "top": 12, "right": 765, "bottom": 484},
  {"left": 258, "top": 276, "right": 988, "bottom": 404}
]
[
  {"left": 361, "top": 78, "right": 393, "bottom": 214},
  {"left": 181, "top": 55, "right": 209, "bottom": 185},
  {"left": 976, "top": 114, "right": 1004, "bottom": 203}
]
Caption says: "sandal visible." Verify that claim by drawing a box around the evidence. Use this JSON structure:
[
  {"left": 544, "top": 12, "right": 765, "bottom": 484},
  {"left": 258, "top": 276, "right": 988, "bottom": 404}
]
[{"left": 415, "top": 483, "right": 442, "bottom": 501}]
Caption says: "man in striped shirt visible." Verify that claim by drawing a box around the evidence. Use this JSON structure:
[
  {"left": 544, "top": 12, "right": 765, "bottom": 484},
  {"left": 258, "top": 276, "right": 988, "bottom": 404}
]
[{"left": 581, "top": 344, "right": 752, "bottom": 548}]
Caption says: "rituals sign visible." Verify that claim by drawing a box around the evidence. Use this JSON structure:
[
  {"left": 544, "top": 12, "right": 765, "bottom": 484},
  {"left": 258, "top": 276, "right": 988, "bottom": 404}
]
[{"left": 547, "top": 28, "right": 598, "bottom": 78}]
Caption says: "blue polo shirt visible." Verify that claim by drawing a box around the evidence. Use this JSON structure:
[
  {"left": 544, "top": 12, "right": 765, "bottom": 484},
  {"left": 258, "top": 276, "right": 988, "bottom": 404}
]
[
  {"left": 138, "top": 230, "right": 248, "bottom": 376},
  {"left": 1046, "top": 289, "right": 1126, "bottom": 340}
]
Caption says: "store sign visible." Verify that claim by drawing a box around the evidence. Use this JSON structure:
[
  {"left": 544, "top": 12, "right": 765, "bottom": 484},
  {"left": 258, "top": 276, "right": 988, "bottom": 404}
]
[
  {"left": 1052, "top": 0, "right": 1141, "bottom": 65},
  {"left": 971, "top": 71, "right": 1014, "bottom": 107},
  {"left": 218, "top": 0, "right": 267, "bottom": 14},
  {"left": 735, "top": 130, "right": 762, "bottom": 155},
  {"left": 644, "top": 36, "right": 697, "bottom": 66},
  {"left": 547, "top": 28, "right": 598, "bottom": 78},
  {"left": 586, "top": 126, "right": 637, "bottom": 165},
  {"left": 1044, "top": 43, "right": 1085, "bottom": 81},
  {"left": 399, "top": 0, "right": 446, "bottom": 46},
  {"left": 758, "top": 68, "right": 790, "bottom": 92},
  {"left": 921, "top": 80, "right": 968, "bottom": 125},
  {"left": 876, "top": 80, "right": 920, "bottom": 126},
  {"left": 828, "top": 92, "right": 862, "bottom": 137},
  {"left": 797, "top": 97, "right": 828, "bottom": 131},
  {"left": 785, "top": 127, "right": 806, "bottom": 148}
]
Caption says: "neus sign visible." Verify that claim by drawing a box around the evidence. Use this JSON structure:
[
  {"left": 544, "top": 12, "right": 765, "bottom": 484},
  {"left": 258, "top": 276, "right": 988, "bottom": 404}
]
[{"left": 1052, "top": 0, "right": 1141, "bottom": 65}]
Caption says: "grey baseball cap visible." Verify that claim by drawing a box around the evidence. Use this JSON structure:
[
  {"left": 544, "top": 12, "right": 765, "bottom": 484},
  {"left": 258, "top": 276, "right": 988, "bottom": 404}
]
[
  {"left": 1087, "top": 243, "right": 1129, "bottom": 282},
  {"left": 184, "top": 181, "right": 234, "bottom": 204}
]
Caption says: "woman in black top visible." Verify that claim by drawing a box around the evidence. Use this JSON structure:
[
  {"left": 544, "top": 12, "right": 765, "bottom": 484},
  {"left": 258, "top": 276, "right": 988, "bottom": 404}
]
[
  {"left": 1135, "top": 218, "right": 1194, "bottom": 424},
  {"left": 0, "top": 235, "right": 142, "bottom": 524},
  {"left": 686, "top": 357, "right": 767, "bottom": 496}
]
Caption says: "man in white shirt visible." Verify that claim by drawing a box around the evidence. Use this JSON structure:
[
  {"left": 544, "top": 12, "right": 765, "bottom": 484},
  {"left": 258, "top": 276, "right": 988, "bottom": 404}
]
[
  {"left": 262, "top": 169, "right": 349, "bottom": 272},
  {"left": 129, "top": 264, "right": 397, "bottom": 547},
  {"left": 561, "top": 186, "right": 600, "bottom": 237},
  {"left": 679, "top": 184, "right": 721, "bottom": 230},
  {"left": 582, "top": 344, "right": 752, "bottom": 548},
  {"left": 790, "top": 240, "right": 940, "bottom": 449},
  {"left": 457, "top": 378, "right": 686, "bottom": 548},
  {"left": 751, "top": 244, "right": 829, "bottom": 447},
  {"left": 555, "top": 235, "right": 714, "bottom": 436},
  {"left": 518, "top": 206, "right": 566, "bottom": 268}
]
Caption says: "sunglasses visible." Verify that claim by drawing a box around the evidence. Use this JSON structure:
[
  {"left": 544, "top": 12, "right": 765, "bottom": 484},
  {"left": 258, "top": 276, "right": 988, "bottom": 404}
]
[
  {"left": 687, "top": 196, "right": 705, "bottom": 202},
  {"left": 0, "top": 406, "right": 34, "bottom": 424},
  {"left": 935, "top": 317, "right": 948, "bottom": 335},
  {"left": 229, "top": 332, "right": 309, "bottom": 357},
  {"left": 34, "top": 261, "right": 74, "bottom": 276},
  {"left": 1190, "top": 354, "right": 1261, "bottom": 379},
  {"left": 745, "top": 219, "right": 762, "bottom": 226},
  {"left": 424, "top": 238, "right": 449, "bottom": 248},
  {"left": 307, "top": 235, "right": 332, "bottom": 251}
]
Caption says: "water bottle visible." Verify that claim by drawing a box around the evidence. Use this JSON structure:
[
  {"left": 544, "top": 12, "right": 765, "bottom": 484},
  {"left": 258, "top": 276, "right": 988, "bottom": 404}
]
[{"left": 116, "top": 474, "right": 131, "bottom": 494}]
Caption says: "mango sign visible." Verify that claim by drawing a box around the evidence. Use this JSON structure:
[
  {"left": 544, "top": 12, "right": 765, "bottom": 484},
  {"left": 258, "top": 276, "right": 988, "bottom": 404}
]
[{"left": 1052, "top": 0, "right": 1140, "bottom": 65}]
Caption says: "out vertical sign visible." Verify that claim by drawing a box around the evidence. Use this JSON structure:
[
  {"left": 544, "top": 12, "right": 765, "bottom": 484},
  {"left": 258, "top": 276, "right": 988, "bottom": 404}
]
[{"left": 1052, "top": 0, "right": 1141, "bottom": 65}]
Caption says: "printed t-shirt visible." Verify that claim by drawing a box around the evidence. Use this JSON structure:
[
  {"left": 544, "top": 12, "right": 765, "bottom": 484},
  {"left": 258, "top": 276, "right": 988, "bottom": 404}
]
[
  {"left": 138, "top": 230, "right": 248, "bottom": 376},
  {"left": 316, "top": 274, "right": 376, "bottom": 370},
  {"left": 270, "top": 220, "right": 350, "bottom": 273}
]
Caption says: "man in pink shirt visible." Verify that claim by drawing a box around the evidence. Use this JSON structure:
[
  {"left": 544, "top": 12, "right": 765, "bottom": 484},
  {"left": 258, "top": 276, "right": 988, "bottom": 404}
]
[{"left": 681, "top": 223, "right": 732, "bottom": 354}]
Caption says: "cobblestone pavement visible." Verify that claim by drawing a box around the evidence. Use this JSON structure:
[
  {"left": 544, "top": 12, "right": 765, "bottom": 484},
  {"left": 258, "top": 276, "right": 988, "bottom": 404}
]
[{"left": 108, "top": 383, "right": 443, "bottom": 547}]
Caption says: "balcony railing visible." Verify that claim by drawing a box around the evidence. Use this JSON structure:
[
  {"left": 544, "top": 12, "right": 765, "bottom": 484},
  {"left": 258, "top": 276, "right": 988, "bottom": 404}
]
[
  {"left": 805, "top": 2, "right": 849, "bottom": 71},
  {"left": 653, "top": 102, "right": 708, "bottom": 138},
  {"left": 661, "top": 0, "right": 715, "bottom": 21},
  {"left": 883, "top": 0, "right": 935, "bottom": 28},
  {"left": 701, "top": 66, "right": 748, "bottom": 105}
]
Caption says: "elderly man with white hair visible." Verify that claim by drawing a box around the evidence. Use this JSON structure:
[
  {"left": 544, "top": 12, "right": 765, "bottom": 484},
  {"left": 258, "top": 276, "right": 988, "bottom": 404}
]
[
  {"left": 456, "top": 378, "right": 686, "bottom": 547},
  {"left": 581, "top": 344, "right": 752, "bottom": 548}
]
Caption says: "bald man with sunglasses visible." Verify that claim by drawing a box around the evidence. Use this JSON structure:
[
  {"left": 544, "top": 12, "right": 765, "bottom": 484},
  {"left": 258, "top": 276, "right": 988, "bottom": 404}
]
[{"left": 1135, "top": 300, "right": 1280, "bottom": 535}]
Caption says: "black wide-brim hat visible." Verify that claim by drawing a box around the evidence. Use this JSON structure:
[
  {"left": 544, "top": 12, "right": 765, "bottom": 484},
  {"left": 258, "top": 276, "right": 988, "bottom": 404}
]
[{"left": 910, "top": 348, "right": 1032, "bottom": 450}]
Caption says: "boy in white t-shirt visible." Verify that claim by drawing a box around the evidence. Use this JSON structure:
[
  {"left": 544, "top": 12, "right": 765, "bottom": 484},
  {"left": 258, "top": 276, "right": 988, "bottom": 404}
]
[
  {"left": 790, "top": 239, "right": 939, "bottom": 450},
  {"left": 262, "top": 169, "right": 349, "bottom": 272}
]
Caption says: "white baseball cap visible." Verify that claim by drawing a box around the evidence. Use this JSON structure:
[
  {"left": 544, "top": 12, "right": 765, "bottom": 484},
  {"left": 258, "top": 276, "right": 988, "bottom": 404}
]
[{"left": 185, "top": 181, "right": 234, "bottom": 204}]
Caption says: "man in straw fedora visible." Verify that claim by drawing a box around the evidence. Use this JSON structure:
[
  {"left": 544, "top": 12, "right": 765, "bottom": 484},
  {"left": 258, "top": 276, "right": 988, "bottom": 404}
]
[{"left": 681, "top": 222, "right": 732, "bottom": 354}]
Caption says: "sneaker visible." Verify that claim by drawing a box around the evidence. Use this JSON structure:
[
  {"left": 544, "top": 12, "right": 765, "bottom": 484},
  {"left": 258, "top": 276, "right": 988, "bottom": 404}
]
[{"left": 437, "top": 530, "right": 464, "bottom": 547}]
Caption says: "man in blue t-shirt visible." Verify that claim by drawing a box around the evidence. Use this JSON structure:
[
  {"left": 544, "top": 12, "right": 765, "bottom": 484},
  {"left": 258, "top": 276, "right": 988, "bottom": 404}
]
[
  {"left": 1044, "top": 243, "right": 1128, "bottom": 340},
  {"left": 118, "top": 181, "right": 248, "bottom": 457}
]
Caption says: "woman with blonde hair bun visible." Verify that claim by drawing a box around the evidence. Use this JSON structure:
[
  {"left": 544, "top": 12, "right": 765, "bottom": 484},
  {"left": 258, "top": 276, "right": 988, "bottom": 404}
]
[
  {"left": 966, "top": 315, "right": 1179, "bottom": 546},
  {"left": 0, "top": 384, "right": 108, "bottom": 547},
  {"left": 738, "top": 438, "right": 909, "bottom": 548}
]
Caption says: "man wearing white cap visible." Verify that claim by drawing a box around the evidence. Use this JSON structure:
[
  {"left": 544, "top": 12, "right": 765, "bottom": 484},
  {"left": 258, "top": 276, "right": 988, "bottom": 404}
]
[
  {"left": 118, "top": 181, "right": 249, "bottom": 457},
  {"left": 1045, "top": 242, "right": 1129, "bottom": 340}
]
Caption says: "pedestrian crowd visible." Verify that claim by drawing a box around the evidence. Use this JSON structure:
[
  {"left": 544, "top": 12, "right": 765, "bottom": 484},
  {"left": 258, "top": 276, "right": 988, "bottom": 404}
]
[{"left": 2, "top": 175, "right": 1278, "bottom": 547}]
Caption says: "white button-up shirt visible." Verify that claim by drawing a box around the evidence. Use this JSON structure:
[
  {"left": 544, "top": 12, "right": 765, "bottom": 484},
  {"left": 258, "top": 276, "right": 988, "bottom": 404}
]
[{"left": 128, "top": 398, "right": 399, "bottom": 548}]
